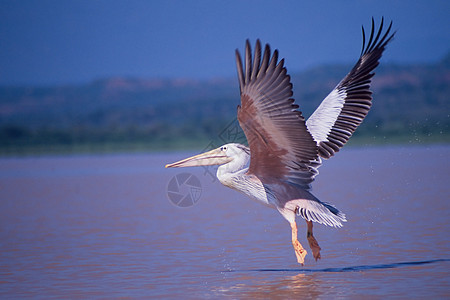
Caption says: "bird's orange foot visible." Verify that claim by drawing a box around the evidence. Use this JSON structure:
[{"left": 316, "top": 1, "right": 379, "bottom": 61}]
[
  {"left": 292, "top": 239, "right": 307, "bottom": 265},
  {"left": 307, "top": 235, "right": 322, "bottom": 261}
]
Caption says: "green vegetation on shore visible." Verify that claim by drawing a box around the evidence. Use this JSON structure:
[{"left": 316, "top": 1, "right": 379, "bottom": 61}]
[
  {"left": 1, "top": 125, "right": 449, "bottom": 157},
  {"left": 1, "top": 53, "right": 449, "bottom": 156}
]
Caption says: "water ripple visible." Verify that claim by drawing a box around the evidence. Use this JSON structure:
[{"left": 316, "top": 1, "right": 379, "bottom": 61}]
[{"left": 229, "top": 258, "right": 450, "bottom": 273}]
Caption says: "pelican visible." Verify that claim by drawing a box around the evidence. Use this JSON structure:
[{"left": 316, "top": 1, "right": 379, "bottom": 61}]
[{"left": 166, "top": 18, "right": 395, "bottom": 265}]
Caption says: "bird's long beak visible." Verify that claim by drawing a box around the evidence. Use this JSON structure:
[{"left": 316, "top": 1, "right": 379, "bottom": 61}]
[{"left": 165, "top": 148, "right": 233, "bottom": 168}]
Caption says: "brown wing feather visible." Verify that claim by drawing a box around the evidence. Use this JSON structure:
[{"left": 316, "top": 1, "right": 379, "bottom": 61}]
[{"left": 236, "top": 40, "right": 319, "bottom": 189}]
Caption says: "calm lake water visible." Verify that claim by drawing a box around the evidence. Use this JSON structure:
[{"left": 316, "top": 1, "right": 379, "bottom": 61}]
[{"left": 0, "top": 145, "right": 449, "bottom": 298}]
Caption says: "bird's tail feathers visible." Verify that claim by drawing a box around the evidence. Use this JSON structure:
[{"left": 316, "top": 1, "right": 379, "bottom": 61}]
[{"left": 280, "top": 198, "right": 347, "bottom": 228}]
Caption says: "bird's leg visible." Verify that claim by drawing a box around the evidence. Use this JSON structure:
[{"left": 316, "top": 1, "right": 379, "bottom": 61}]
[
  {"left": 306, "top": 220, "right": 321, "bottom": 261},
  {"left": 290, "top": 221, "right": 307, "bottom": 265}
]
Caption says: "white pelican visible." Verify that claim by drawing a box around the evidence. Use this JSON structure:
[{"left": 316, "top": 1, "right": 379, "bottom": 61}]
[{"left": 166, "top": 18, "right": 395, "bottom": 265}]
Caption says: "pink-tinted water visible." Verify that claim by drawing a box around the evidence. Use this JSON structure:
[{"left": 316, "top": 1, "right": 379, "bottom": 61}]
[{"left": 0, "top": 145, "right": 449, "bottom": 298}]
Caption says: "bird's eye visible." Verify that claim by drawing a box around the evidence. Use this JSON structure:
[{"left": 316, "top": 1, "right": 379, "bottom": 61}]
[{"left": 221, "top": 146, "right": 227, "bottom": 151}]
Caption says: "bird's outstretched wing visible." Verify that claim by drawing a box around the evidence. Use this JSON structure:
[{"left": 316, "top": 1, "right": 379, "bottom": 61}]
[
  {"left": 236, "top": 40, "right": 320, "bottom": 190},
  {"left": 306, "top": 18, "right": 395, "bottom": 158}
]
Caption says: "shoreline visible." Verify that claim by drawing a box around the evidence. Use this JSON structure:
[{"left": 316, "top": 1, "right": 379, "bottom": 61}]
[{"left": 1, "top": 133, "right": 448, "bottom": 158}]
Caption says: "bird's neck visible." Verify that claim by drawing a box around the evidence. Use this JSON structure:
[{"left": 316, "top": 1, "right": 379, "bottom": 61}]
[{"left": 216, "top": 156, "right": 249, "bottom": 187}]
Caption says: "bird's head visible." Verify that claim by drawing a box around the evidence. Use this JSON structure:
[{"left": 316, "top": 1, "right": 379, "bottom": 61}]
[{"left": 165, "top": 143, "right": 249, "bottom": 169}]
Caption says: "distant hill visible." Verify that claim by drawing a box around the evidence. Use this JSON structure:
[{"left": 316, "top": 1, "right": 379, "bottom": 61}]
[{"left": 0, "top": 53, "right": 449, "bottom": 154}]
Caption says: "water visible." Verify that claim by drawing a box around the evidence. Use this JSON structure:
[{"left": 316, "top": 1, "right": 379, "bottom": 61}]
[{"left": 0, "top": 145, "right": 449, "bottom": 298}]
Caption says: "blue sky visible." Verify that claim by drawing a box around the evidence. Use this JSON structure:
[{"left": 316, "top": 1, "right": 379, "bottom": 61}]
[{"left": 0, "top": 0, "right": 449, "bottom": 86}]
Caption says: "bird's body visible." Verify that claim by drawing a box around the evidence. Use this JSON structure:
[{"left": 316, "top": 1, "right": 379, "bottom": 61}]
[{"left": 166, "top": 18, "right": 395, "bottom": 265}]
